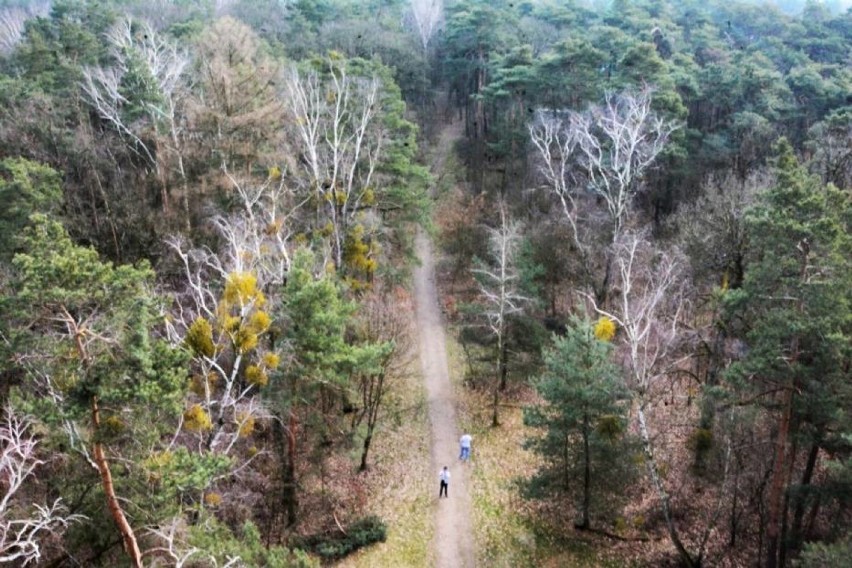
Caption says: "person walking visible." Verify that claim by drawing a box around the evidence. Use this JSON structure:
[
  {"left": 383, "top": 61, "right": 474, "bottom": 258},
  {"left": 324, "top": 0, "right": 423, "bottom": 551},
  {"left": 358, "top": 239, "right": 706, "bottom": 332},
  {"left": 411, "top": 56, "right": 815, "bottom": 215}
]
[
  {"left": 459, "top": 433, "right": 472, "bottom": 461},
  {"left": 439, "top": 466, "right": 450, "bottom": 498}
]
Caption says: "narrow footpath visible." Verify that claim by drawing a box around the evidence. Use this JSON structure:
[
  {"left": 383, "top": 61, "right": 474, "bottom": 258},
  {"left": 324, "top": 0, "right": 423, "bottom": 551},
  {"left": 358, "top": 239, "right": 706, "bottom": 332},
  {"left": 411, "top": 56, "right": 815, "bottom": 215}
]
[{"left": 413, "top": 118, "right": 475, "bottom": 568}]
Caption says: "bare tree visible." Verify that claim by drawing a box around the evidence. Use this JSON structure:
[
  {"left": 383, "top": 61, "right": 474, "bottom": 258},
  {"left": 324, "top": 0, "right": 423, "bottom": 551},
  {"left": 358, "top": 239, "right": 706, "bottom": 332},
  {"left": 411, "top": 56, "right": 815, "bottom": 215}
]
[
  {"left": 806, "top": 113, "right": 852, "bottom": 189},
  {"left": 674, "top": 170, "right": 769, "bottom": 290},
  {"left": 590, "top": 233, "right": 728, "bottom": 567},
  {"left": 529, "top": 110, "right": 582, "bottom": 248},
  {"left": 408, "top": 0, "right": 443, "bottom": 51},
  {"left": 530, "top": 89, "right": 677, "bottom": 304},
  {"left": 81, "top": 18, "right": 192, "bottom": 224},
  {"left": 0, "top": 9, "right": 26, "bottom": 55},
  {"left": 191, "top": 17, "right": 283, "bottom": 176},
  {"left": 213, "top": 170, "right": 307, "bottom": 289},
  {"left": 472, "top": 202, "right": 527, "bottom": 426},
  {"left": 146, "top": 517, "right": 241, "bottom": 568},
  {"left": 165, "top": 174, "right": 300, "bottom": 457},
  {"left": 590, "top": 233, "right": 692, "bottom": 564},
  {"left": 0, "top": 406, "right": 82, "bottom": 566},
  {"left": 81, "top": 65, "right": 158, "bottom": 167},
  {"left": 532, "top": 89, "right": 676, "bottom": 245},
  {"left": 283, "top": 59, "right": 383, "bottom": 269},
  {"left": 352, "top": 286, "right": 413, "bottom": 471},
  {"left": 0, "top": 2, "right": 49, "bottom": 55},
  {"left": 146, "top": 518, "right": 199, "bottom": 568},
  {"left": 573, "top": 89, "right": 677, "bottom": 243}
]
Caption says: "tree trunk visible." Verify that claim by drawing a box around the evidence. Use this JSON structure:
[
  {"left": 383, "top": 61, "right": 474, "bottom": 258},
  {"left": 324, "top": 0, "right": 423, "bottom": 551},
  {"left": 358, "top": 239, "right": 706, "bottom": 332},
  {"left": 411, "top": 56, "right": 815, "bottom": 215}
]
[
  {"left": 491, "top": 379, "right": 500, "bottom": 427},
  {"left": 359, "top": 434, "right": 372, "bottom": 472},
  {"left": 595, "top": 254, "right": 612, "bottom": 309},
  {"left": 729, "top": 452, "right": 741, "bottom": 547},
  {"left": 779, "top": 434, "right": 799, "bottom": 568},
  {"left": 637, "top": 405, "right": 698, "bottom": 568},
  {"left": 790, "top": 441, "right": 820, "bottom": 552},
  {"left": 359, "top": 372, "right": 386, "bottom": 472},
  {"left": 766, "top": 386, "right": 794, "bottom": 568},
  {"left": 492, "top": 333, "right": 503, "bottom": 426},
  {"left": 580, "top": 414, "right": 591, "bottom": 530},
  {"left": 498, "top": 332, "right": 509, "bottom": 391},
  {"left": 154, "top": 138, "right": 170, "bottom": 217},
  {"left": 279, "top": 411, "right": 299, "bottom": 527},
  {"left": 699, "top": 323, "right": 727, "bottom": 435},
  {"left": 91, "top": 397, "right": 142, "bottom": 568}
]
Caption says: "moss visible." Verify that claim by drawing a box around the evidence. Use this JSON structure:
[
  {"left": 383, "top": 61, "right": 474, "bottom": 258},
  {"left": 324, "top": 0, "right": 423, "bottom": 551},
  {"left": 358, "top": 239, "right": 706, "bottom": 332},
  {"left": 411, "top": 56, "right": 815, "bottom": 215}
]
[
  {"left": 238, "top": 414, "right": 255, "bottom": 437},
  {"left": 245, "top": 365, "right": 268, "bottom": 387},
  {"left": 186, "top": 317, "right": 215, "bottom": 357},
  {"left": 594, "top": 317, "right": 617, "bottom": 342},
  {"left": 687, "top": 428, "right": 714, "bottom": 453},
  {"left": 247, "top": 310, "right": 271, "bottom": 334},
  {"left": 262, "top": 352, "right": 280, "bottom": 369},
  {"left": 184, "top": 404, "right": 213, "bottom": 432},
  {"left": 204, "top": 492, "right": 222, "bottom": 507},
  {"left": 596, "top": 415, "right": 624, "bottom": 441},
  {"left": 234, "top": 328, "right": 259, "bottom": 353}
]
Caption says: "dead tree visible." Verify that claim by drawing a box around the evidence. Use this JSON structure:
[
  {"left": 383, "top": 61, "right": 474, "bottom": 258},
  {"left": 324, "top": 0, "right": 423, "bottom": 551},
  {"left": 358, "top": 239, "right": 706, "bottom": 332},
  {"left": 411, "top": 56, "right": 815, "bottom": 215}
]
[
  {"left": 0, "top": 407, "right": 82, "bottom": 566},
  {"left": 165, "top": 174, "right": 300, "bottom": 458},
  {"left": 283, "top": 60, "right": 382, "bottom": 269},
  {"left": 0, "top": 2, "right": 49, "bottom": 55},
  {"left": 591, "top": 232, "right": 730, "bottom": 568},
  {"left": 472, "top": 202, "right": 526, "bottom": 426},
  {"left": 81, "top": 18, "right": 191, "bottom": 225},
  {"left": 408, "top": 0, "right": 443, "bottom": 51},
  {"left": 530, "top": 88, "right": 677, "bottom": 305},
  {"left": 573, "top": 90, "right": 677, "bottom": 244}
]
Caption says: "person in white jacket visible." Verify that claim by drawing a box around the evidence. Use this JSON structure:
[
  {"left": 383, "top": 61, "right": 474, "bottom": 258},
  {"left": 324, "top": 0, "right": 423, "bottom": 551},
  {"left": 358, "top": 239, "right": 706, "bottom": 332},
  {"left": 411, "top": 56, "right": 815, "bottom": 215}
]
[{"left": 439, "top": 466, "right": 450, "bottom": 498}]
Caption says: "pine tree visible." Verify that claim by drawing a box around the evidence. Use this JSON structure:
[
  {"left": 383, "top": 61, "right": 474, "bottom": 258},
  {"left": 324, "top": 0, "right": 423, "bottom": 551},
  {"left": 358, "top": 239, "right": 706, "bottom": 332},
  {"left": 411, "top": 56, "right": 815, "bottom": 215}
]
[
  {"left": 725, "top": 139, "right": 851, "bottom": 567},
  {"left": 3, "top": 214, "right": 207, "bottom": 566},
  {"left": 523, "top": 316, "right": 636, "bottom": 529}
]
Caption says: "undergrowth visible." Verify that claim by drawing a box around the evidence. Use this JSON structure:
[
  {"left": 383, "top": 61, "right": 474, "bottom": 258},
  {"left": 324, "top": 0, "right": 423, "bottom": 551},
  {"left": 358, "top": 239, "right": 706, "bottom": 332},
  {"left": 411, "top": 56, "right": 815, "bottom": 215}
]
[
  {"left": 446, "top": 330, "right": 631, "bottom": 567},
  {"left": 334, "top": 354, "right": 432, "bottom": 567}
]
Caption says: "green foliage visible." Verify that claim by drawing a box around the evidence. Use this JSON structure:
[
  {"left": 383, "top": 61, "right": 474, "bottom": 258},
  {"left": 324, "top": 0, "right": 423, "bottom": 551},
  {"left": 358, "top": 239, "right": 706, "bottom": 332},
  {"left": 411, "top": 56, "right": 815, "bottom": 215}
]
[
  {"left": 535, "top": 38, "right": 607, "bottom": 107},
  {"left": 726, "top": 140, "right": 850, "bottom": 396},
  {"left": 687, "top": 428, "right": 714, "bottom": 453},
  {"left": 805, "top": 106, "right": 852, "bottom": 189},
  {"left": 292, "top": 515, "right": 387, "bottom": 560},
  {"left": 801, "top": 434, "right": 852, "bottom": 568},
  {"left": 724, "top": 139, "right": 851, "bottom": 558},
  {"left": 13, "top": 0, "right": 114, "bottom": 95},
  {"left": 142, "top": 447, "right": 231, "bottom": 516},
  {"left": 523, "top": 316, "right": 637, "bottom": 525},
  {"left": 0, "top": 158, "right": 62, "bottom": 261},
  {"left": 800, "top": 536, "right": 852, "bottom": 568},
  {"left": 3, "top": 212, "right": 204, "bottom": 533},
  {"left": 13, "top": 214, "right": 135, "bottom": 305},
  {"left": 117, "top": 45, "right": 166, "bottom": 123},
  {"left": 282, "top": 249, "right": 359, "bottom": 386},
  {"left": 189, "top": 517, "right": 318, "bottom": 568}
]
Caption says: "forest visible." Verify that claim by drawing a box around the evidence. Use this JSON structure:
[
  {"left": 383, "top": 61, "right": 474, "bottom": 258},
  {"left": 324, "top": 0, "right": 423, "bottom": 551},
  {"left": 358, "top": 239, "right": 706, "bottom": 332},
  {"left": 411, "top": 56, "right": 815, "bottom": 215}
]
[{"left": 0, "top": 0, "right": 848, "bottom": 566}]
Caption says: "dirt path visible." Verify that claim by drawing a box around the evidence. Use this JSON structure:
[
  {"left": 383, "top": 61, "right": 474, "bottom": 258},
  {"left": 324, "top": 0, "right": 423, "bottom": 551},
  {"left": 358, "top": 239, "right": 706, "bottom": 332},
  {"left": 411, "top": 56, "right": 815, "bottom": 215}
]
[{"left": 413, "top": 118, "right": 475, "bottom": 568}]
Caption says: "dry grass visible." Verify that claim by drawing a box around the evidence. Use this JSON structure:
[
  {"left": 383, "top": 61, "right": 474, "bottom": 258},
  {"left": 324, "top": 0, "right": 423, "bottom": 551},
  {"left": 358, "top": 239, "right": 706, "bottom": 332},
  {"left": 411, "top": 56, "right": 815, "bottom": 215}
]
[
  {"left": 334, "top": 351, "right": 434, "bottom": 567},
  {"left": 445, "top": 331, "right": 643, "bottom": 567}
]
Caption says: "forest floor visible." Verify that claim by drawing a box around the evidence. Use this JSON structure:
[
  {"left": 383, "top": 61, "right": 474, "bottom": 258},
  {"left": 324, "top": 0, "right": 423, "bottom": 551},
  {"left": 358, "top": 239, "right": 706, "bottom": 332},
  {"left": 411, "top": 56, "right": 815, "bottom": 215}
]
[{"left": 413, "top": 117, "right": 476, "bottom": 567}]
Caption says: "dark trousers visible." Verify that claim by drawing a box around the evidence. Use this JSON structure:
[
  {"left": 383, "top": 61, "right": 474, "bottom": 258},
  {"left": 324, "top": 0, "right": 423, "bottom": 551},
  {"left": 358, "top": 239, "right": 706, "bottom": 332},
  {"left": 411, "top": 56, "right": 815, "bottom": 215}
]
[{"left": 439, "top": 480, "right": 448, "bottom": 498}]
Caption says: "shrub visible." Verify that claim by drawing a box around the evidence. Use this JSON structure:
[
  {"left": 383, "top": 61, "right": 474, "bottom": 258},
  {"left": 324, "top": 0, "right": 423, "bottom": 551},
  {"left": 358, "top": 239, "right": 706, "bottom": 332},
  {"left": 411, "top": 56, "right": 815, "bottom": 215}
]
[{"left": 293, "top": 515, "right": 387, "bottom": 560}]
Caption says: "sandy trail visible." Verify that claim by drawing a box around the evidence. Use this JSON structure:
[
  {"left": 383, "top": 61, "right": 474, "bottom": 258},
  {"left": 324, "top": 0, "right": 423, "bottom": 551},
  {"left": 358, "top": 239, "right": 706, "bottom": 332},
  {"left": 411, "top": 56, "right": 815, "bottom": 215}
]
[{"left": 413, "top": 118, "right": 475, "bottom": 567}]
